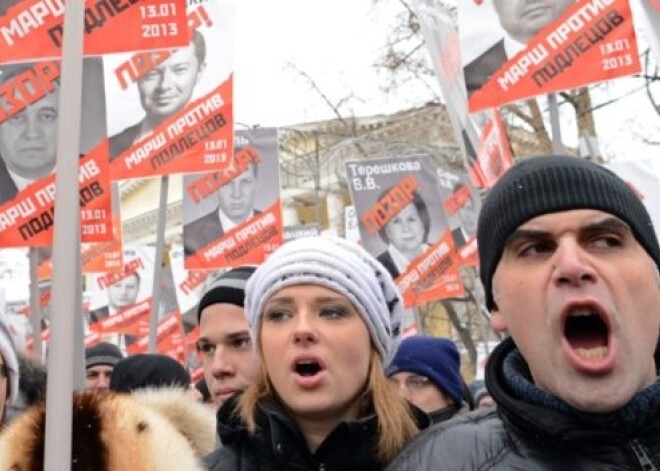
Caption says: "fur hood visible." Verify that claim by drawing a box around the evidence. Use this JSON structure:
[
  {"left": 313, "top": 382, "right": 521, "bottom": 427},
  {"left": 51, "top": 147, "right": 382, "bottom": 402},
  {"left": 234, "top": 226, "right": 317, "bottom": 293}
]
[{"left": 0, "top": 388, "right": 216, "bottom": 470}]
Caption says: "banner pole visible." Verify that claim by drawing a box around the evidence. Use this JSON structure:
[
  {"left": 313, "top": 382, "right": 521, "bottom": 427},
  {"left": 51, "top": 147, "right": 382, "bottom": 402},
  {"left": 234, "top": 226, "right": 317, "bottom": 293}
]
[
  {"left": 44, "top": 0, "right": 85, "bottom": 468},
  {"left": 28, "top": 249, "right": 43, "bottom": 360},
  {"left": 547, "top": 93, "right": 564, "bottom": 154},
  {"left": 149, "top": 175, "right": 169, "bottom": 353}
]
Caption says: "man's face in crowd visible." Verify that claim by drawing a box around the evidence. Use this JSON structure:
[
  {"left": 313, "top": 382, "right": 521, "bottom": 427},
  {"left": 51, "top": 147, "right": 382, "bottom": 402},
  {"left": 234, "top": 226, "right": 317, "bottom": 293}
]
[
  {"left": 108, "top": 273, "right": 140, "bottom": 311},
  {"left": 390, "top": 371, "right": 452, "bottom": 414},
  {"left": 493, "top": 0, "right": 574, "bottom": 43},
  {"left": 85, "top": 364, "right": 114, "bottom": 392},
  {"left": 217, "top": 163, "right": 258, "bottom": 225},
  {"left": 197, "top": 303, "right": 259, "bottom": 407},
  {"left": 385, "top": 202, "right": 425, "bottom": 254},
  {"left": 0, "top": 87, "right": 59, "bottom": 180},
  {"left": 137, "top": 42, "right": 204, "bottom": 124},
  {"left": 490, "top": 209, "right": 660, "bottom": 413}
]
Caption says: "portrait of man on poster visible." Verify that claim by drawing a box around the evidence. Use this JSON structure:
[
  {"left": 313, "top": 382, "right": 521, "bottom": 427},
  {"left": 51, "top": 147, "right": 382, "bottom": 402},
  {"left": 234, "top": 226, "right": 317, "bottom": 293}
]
[
  {"left": 89, "top": 271, "right": 141, "bottom": 324},
  {"left": 463, "top": 0, "right": 574, "bottom": 95},
  {"left": 109, "top": 30, "right": 207, "bottom": 160},
  {"left": 183, "top": 159, "right": 261, "bottom": 257},
  {"left": 0, "top": 64, "right": 59, "bottom": 206}
]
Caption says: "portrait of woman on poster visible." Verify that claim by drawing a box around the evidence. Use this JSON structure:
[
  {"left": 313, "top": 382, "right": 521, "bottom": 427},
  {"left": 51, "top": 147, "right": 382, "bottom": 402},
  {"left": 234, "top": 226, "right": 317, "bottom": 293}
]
[
  {"left": 376, "top": 190, "right": 432, "bottom": 279},
  {"left": 206, "top": 236, "right": 427, "bottom": 470}
]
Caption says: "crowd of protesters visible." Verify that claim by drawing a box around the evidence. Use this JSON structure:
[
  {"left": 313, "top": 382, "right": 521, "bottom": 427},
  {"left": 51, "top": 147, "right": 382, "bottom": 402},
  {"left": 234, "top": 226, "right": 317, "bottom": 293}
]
[{"left": 0, "top": 154, "right": 659, "bottom": 470}]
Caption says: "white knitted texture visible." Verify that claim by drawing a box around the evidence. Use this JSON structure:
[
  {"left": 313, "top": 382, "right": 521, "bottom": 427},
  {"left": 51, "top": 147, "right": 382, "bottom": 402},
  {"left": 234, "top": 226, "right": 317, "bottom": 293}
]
[{"left": 246, "top": 236, "right": 403, "bottom": 366}]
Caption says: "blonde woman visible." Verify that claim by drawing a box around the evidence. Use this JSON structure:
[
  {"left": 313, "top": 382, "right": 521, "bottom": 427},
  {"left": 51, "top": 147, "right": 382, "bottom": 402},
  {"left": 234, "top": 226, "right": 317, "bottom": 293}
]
[{"left": 206, "top": 236, "right": 428, "bottom": 470}]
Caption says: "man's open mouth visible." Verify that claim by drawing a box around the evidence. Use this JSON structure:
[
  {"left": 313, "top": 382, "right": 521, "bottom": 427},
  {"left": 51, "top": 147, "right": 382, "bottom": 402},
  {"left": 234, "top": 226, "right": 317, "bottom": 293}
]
[{"left": 564, "top": 306, "right": 610, "bottom": 360}]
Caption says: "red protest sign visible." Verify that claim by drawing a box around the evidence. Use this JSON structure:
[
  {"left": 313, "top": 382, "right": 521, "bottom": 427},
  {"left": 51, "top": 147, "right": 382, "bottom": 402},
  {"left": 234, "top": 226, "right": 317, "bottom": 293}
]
[
  {"left": 0, "top": 0, "right": 189, "bottom": 64},
  {"left": 461, "top": 0, "right": 640, "bottom": 112}
]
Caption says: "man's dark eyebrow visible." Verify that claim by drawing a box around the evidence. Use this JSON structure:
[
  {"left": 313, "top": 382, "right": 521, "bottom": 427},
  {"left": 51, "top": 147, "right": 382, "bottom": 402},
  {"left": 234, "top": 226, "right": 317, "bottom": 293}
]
[
  {"left": 503, "top": 229, "right": 550, "bottom": 248},
  {"left": 581, "top": 217, "right": 631, "bottom": 235},
  {"left": 226, "top": 330, "right": 250, "bottom": 341}
]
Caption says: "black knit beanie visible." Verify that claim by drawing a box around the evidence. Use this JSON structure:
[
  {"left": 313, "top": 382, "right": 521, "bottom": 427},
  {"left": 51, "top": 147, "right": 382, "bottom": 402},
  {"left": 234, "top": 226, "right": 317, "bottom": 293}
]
[
  {"left": 197, "top": 266, "right": 256, "bottom": 323},
  {"left": 109, "top": 354, "right": 190, "bottom": 393},
  {"left": 478, "top": 155, "right": 660, "bottom": 310}
]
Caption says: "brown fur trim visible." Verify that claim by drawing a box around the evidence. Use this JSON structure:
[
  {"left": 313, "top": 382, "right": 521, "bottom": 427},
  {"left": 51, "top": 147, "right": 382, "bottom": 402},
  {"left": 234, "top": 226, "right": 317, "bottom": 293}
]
[
  {"left": 0, "top": 391, "right": 206, "bottom": 470},
  {"left": 131, "top": 387, "right": 216, "bottom": 457}
]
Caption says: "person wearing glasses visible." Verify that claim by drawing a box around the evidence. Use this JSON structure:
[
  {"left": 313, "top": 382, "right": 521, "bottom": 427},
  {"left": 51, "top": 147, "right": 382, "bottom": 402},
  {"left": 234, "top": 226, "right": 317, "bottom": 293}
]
[
  {"left": 0, "top": 319, "right": 19, "bottom": 425},
  {"left": 387, "top": 336, "right": 468, "bottom": 424}
]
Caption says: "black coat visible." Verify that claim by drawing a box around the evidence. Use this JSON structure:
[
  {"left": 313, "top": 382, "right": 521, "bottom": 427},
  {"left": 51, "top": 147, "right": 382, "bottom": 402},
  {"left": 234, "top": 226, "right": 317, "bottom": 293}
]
[
  {"left": 386, "top": 337, "right": 660, "bottom": 470},
  {"left": 0, "top": 156, "right": 18, "bottom": 207},
  {"left": 109, "top": 122, "right": 141, "bottom": 161},
  {"left": 205, "top": 395, "right": 428, "bottom": 471}
]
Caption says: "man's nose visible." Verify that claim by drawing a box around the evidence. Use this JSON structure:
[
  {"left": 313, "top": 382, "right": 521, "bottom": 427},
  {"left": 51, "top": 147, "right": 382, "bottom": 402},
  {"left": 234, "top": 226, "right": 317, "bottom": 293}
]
[
  {"left": 98, "top": 374, "right": 111, "bottom": 389},
  {"left": 551, "top": 240, "right": 597, "bottom": 286},
  {"left": 22, "top": 115, "right": 41, "bottom": 138},
  {"left": 230, "top": 182, "right": 242, "bottom": 199},
  {"left": 158, "top": 69, "right": 174, "bottom": 89},
  {"left": 211, "top": 346, "right": 236, "bottom": 377}
]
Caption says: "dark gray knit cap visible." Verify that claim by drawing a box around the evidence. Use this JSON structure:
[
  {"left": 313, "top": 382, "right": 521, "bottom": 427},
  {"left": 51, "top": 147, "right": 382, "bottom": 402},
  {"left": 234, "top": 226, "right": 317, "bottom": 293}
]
[
  {"left": 85, "top": 342, "right": 123, "bottom": 369},
  {"left": 478, "top": 155, "right": 660, "bottom": 310}
]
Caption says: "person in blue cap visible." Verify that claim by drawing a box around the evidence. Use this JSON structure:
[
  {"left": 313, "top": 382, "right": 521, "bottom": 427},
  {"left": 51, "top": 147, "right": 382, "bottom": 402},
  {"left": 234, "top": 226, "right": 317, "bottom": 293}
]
[{"left": 387, "top": 336, "right": 468, "bottom": 423}]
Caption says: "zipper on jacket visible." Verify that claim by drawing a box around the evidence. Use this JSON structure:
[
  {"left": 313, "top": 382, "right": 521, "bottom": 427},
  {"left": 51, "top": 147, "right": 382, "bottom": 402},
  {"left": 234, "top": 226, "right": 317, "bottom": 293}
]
[{"left": 629, "top": 439, "right": 658, "bottom": 471}]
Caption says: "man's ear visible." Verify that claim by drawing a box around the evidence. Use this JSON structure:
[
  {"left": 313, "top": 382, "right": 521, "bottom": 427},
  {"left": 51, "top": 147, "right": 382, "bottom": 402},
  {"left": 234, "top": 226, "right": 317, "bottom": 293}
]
[{"left": 490, "top": 308, "right": 508, "bottom": 333}]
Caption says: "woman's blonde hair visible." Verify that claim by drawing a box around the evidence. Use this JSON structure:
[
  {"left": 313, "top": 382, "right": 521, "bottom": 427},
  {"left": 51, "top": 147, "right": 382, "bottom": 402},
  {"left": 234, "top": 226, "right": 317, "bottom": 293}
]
[{"left": 238, "top": 344, "right": 420, "bottom": 464}]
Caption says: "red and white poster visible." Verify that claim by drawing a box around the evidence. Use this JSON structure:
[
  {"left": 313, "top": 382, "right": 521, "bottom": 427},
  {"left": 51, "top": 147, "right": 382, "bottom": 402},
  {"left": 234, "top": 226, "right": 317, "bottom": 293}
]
[
  {"left": 412, "top": 0, "right": 513, "bottom": 188},
  {"left": 169, "top": 243, "right": 222, "bottom": 317},
  {"left": 125, "top": 309, "right": 187, "bottom": 363},
  {"left": 344, "top": 206, "right": 361, "bottom": 245},
  {"left": 183, "top": 128, "right": 283, "bottom": 269},
  {"left": 104, "top": 0, "right": 235, "bottom": 179},
  {"left": 436, "top": 168, "right": 481, "bottom": 267},
  {"left": 459, "top": 0, "right": 641, "bottom": 112},
  {"left": 38, "top": 183, "right": 123, "bottom": 279},
  {"left": 85, "top": 245, "right": 155, "bottom": 351},
  {"left": 345, "top": 155, "right": 464, "bottom": 308},
  {"left": 0, "top": 58, "right": 112, "bottom": 247},
  {"left": 0, "top": 0, "right": 189, "bottom": 65}
]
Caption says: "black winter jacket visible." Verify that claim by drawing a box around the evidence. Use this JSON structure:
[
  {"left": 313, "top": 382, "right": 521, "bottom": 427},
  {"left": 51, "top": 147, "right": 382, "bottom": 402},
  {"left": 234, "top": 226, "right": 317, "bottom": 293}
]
[
  {"left": 386, "top": 337, "right": 660, "bottom": 470},
  {"left": 205, "top": 395, "right": 396, "bottom": 471}
]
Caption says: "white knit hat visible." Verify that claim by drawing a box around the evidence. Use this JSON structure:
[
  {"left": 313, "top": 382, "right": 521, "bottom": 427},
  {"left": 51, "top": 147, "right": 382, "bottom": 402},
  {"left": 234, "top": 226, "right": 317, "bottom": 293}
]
[
  {"left": 0, "top": 319, "right": 19, "bottom": 405},
  {"left": 246, "top": 236, "right": 403, "bottom": 366}
]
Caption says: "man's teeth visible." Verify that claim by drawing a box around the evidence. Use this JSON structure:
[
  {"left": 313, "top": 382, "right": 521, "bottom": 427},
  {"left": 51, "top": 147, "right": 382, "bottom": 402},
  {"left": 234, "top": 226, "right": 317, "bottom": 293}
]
[
  {"left": 575, "top": 346, "right": 607, "bottom": 360},
  {"left": 570, "top": 308, "right": 596, "bottom": 317}
]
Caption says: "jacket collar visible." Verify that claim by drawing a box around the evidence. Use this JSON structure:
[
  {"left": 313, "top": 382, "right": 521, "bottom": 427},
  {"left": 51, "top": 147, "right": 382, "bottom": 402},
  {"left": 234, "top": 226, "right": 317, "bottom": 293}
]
[{"left": 486, "top": 337, "right": 660, "bottom": 441}]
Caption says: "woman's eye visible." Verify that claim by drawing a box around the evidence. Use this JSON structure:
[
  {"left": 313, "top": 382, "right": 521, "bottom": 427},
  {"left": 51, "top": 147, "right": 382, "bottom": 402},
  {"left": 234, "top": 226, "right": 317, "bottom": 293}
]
[
  {"left": 321, "top": 307, "right": 347, "bottom": 319},
  {"left": 265, "top": 309, "right": 288, "bottom": 322}
]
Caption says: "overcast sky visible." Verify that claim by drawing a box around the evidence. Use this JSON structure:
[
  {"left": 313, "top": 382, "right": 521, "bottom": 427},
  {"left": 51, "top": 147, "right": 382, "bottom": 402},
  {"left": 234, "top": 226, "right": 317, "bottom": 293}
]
[{"left": 233, "top": 0, "right": 659, "bottom": 162}]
